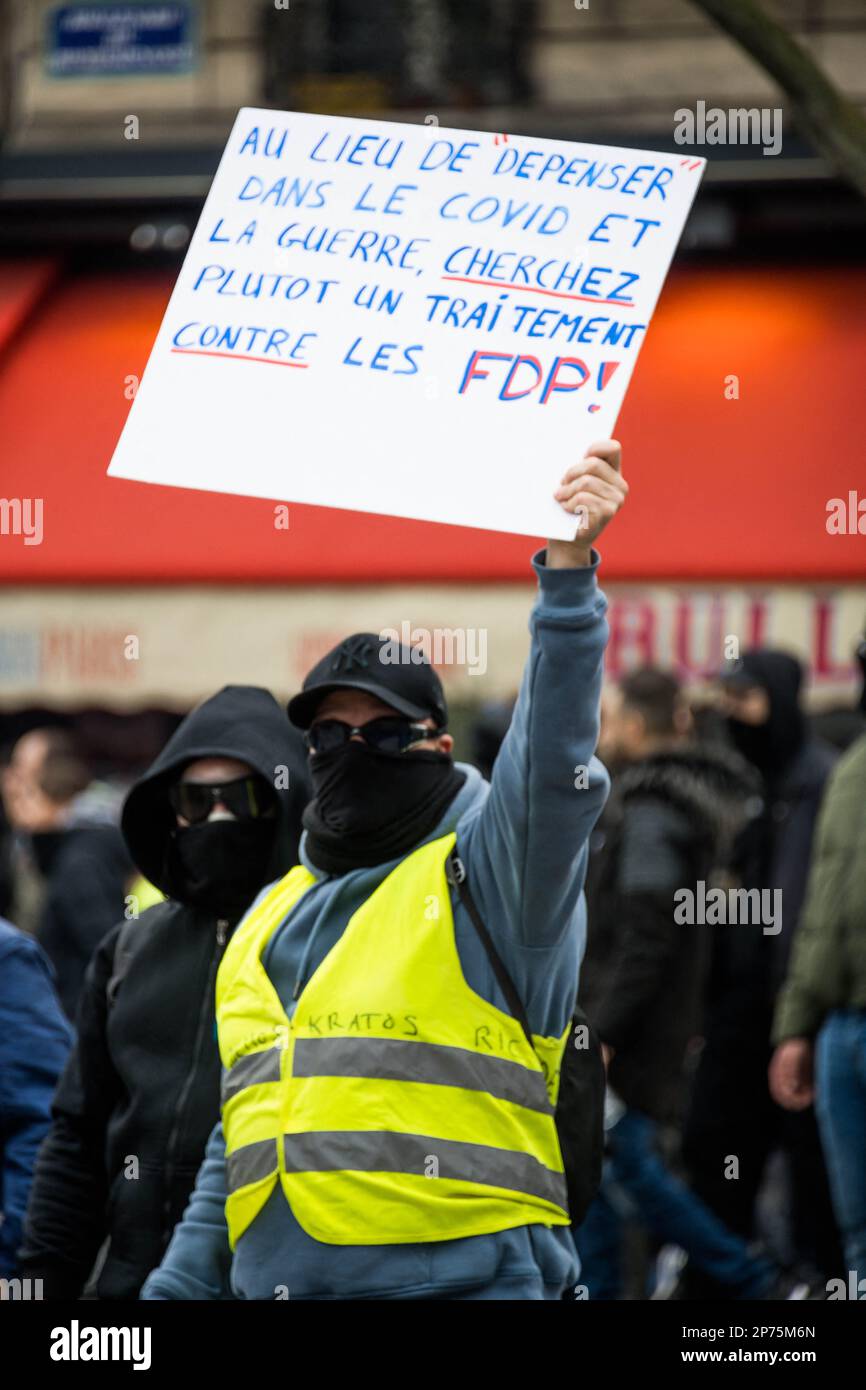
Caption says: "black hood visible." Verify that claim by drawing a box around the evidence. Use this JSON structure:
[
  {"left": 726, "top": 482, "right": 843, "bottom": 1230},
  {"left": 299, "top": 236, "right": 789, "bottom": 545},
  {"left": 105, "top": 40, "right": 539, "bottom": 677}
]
[
  {"left": 121, "top": 685, "right": 310, "bottom": 896},
  {"left": 724, "top": 649, "right": 806, "bottom": 781}
]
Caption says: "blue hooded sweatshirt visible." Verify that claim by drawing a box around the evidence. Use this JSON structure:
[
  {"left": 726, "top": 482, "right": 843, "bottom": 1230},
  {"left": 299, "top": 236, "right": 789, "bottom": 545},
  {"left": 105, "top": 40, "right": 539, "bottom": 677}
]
[
  {"left": 0, "top": 919, "right": 73, "bottom": 1277},
  {"left": 141, "top": 549, "right": 609, "bottom": 1300}
]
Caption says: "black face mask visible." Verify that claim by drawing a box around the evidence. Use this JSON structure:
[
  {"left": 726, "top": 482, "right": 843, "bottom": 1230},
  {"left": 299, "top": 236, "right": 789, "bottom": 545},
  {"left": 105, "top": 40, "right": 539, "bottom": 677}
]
[
  {"left": 726, "top": 708, "right": 804, "bottom": 784},
  {"left": 165, "top": 818, "right": 277, "bottom": 918},
  {"left": 725, "top": 717, "right": 771, "bottom": 775},
  {"left": 303, "top": 740, "right": 465, "bottom": 874}
]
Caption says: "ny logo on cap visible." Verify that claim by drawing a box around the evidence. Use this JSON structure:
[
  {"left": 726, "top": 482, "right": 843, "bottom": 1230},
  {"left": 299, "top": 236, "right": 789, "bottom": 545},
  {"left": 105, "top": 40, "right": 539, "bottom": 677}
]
[{"left": 330, "top": 636, "right": 374, "bottom": 673}]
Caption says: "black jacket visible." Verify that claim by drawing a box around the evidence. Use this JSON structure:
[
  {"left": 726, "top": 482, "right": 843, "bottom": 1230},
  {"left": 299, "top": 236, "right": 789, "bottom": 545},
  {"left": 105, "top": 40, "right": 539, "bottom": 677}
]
[
  {"left": 19, "top": 686, "right": 309, "bottom": 1299},
  {"left": 580, "top": 744, "right": 758, "bottom": 1122},
  {"left": 34, "top": 818, "right": 132, "bottom": 1022},
  {"left": 701, "top": 736, "right": 837, "bottom": 1046}
]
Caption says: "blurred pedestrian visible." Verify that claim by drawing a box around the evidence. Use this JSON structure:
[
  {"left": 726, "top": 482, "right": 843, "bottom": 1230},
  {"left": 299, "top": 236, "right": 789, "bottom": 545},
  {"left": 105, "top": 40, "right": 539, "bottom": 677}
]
[
  {"left": 1, "top": 728, "right": 131, "bottom": 1020},
  {"left": 18, "top": 686, "right": 309, "bottom": 1300},
  {"left": 0, "top": 918, "right": 72, "bottom": 1282},
  {"left": 578, "top": 669, "right": 788, "bottom": 1298},
  {"left": 683, "top": 650, "right": 841, "bottom": 1288},
  {"left": 770, "top": 729, "right": 866, "bottom": 1289}
]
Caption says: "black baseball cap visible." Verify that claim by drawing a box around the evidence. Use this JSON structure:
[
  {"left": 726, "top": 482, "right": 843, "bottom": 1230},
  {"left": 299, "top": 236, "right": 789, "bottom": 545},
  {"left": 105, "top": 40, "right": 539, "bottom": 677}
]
[{"left": 287, "top": 632, "right": 448, "bottom": 730}]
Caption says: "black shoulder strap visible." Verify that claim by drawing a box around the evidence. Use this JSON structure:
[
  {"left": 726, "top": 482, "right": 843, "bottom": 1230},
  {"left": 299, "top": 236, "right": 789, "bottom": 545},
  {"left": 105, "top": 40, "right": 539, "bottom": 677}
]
[{"left": 445, "top": 847, "right": 535, "bottom": 1052}]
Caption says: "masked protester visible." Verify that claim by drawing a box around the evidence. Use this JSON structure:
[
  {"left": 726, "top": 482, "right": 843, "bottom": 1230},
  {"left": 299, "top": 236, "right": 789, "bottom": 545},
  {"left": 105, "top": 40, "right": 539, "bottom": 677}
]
[
  {"left": 142, "top": 441, "right": 627, "bottom": 1303},
  {"left": 18, "top": 686, "right": 309, "bottom": 1300},
  {"left": 682, "top": 650, "right": 841, "bottom": 1293}
]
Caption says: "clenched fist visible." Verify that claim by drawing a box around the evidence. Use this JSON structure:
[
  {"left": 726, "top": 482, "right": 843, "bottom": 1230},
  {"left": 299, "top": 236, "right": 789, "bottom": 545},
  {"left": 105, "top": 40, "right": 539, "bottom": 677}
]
[{"left": 548, "top": 439, "right": 628, "bottom": 569}]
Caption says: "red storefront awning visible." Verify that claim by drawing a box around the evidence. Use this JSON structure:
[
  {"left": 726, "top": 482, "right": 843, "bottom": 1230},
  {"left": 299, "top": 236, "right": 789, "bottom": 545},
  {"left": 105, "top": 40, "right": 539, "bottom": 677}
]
[{"left": 1, "top": 260, "right": 864, "bottom": 584}]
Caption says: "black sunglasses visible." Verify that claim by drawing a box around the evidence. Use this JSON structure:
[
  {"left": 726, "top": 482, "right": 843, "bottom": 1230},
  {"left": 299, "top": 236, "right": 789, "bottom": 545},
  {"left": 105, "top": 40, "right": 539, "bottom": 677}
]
[
  {"left": 305, "top": 716, "right": 440, "bottom": 756},
  {"left": 168, "top": 774, "right": 275, "bottom": 825}
]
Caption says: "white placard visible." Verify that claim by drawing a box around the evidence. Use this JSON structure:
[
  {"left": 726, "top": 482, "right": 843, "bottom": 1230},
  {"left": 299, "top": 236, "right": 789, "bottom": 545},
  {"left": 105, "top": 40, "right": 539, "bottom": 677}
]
[{"left": 108, "top": 109, "right": 705, "bottom": 538}]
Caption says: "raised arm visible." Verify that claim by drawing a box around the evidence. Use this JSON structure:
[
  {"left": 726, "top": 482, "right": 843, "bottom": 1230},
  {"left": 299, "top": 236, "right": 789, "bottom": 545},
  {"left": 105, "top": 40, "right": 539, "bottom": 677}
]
[{"left": 459, "top": 441, "right": 626, "bottom": 963}]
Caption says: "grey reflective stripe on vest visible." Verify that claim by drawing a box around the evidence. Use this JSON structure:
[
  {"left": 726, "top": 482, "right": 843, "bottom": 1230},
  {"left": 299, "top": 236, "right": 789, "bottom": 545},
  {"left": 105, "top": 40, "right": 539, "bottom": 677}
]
[
  {"left": 292, "top": 1036, "right": 553, "bottom": 1115},
  {"left": 226, "top": 1137, "right": 279, "bottom": 1193},
  {"left": 222, "top": 1046, "right": 282, "bottom": 1104},
  {"left": 283, "top": 1130, "right": 568, "bottom": 1211}
]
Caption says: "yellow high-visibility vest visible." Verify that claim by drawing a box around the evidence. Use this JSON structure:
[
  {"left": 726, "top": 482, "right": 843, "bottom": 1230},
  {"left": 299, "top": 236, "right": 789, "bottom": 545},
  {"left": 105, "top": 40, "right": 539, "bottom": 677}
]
[{"left": 215, "top": 832, "right": 570, "bottom": 1247}]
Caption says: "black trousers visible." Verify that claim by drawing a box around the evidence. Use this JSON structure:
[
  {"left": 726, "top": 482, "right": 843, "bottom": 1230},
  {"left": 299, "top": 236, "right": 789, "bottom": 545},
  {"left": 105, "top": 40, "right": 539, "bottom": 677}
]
[{"left": 682, "top": 1028, "right": 843, "bottom": 1289}]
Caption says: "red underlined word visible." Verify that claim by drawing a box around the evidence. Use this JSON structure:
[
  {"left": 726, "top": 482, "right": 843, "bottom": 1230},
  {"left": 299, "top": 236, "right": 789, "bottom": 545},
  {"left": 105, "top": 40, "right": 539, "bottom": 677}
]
[
  {"left": 170, "top": 349, "right": 309, "bottom": 367},
  {"left": 441, "top": 275, "right": 635, "bottom": 308}
]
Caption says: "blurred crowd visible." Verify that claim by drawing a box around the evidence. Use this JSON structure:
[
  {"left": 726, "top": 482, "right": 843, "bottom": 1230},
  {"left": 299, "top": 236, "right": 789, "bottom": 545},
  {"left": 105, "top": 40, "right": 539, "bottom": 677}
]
[
  {"left": 1, "top": 635, "right": 865, "bottom": 1299},
  {"left": 475, "top": 638, "right": 866, "bottom": 1298}
]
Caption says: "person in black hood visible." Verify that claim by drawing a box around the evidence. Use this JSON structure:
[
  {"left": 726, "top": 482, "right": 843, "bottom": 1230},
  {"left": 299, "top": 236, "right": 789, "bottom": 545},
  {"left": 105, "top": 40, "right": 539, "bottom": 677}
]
[
  {"left": 682, "top": 650, "right": 842, "bottom": 1293},
  {"left": 723, "top": 650, "right": 807, "bottom": 780},
  {"left": 18, "top": 685, "right": 309, "bottom": 1300}
]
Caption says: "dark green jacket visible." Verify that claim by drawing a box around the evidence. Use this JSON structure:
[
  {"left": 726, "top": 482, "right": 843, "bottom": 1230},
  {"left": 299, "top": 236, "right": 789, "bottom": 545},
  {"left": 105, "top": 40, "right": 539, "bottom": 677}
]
[{"left": 773, "top": 732, "right": 866, "bottom": 1041}]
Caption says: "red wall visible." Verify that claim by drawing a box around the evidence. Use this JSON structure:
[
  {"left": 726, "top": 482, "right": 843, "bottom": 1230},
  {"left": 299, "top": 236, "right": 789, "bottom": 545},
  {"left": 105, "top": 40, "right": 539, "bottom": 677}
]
[{"left": 1, "top": 262, "right": 864, "bottom": 584}]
